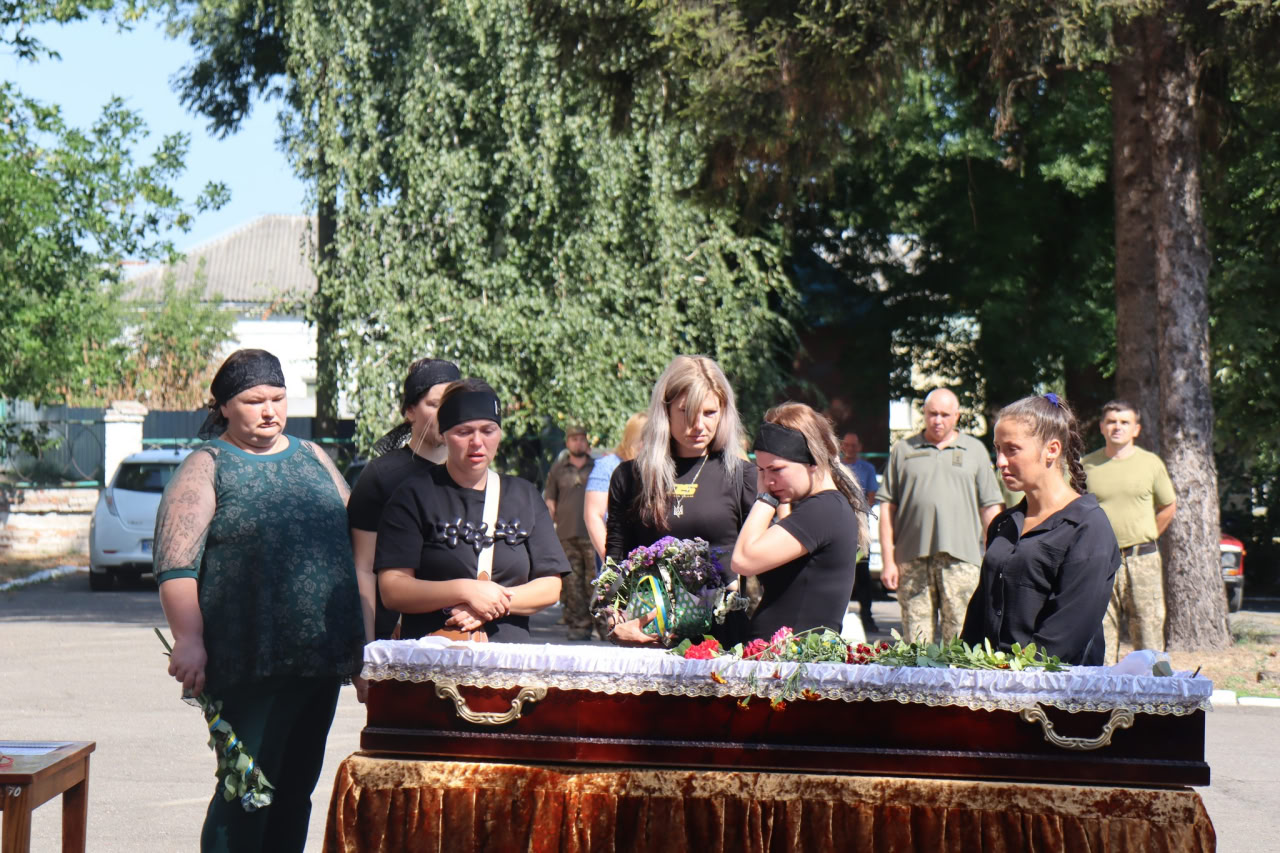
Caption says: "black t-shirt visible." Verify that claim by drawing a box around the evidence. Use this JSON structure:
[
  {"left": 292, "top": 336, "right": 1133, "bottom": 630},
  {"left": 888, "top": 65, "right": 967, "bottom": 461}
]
[
  {"left": 961, "top": 494, "right": 1119, "bottom": 666},
  {"left": 375, "top": 465, "right": 569, "bottom": 642},
  {"left": 347, "top": 447, "right": 436, "bottom": 532},
  {"left": 749, "top": 490, "right": 860, "bottom": 641},
  {"left": 347, "top": 448, "right": 438, "bottom": 638},
  {"left": 605, "top": 452, "right": 757, "bottom": 565}
]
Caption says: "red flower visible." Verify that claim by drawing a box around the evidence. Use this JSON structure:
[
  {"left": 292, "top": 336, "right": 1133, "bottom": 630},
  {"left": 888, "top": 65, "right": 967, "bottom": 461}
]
[
  {"left": 683, "top": 638, "right": 722, "bottom": 660},
  {"left": 743, "top": 639, "right": 769, "bottom": 659}
]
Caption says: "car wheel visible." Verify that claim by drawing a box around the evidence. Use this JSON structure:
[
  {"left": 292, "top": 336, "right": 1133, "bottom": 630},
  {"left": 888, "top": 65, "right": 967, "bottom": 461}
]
[
  {"left": 1228, "top": 584, "right": 1244, "bottom": 613},
  {"left": 88, "top": 569, "right": 113, "bottom": 591}
]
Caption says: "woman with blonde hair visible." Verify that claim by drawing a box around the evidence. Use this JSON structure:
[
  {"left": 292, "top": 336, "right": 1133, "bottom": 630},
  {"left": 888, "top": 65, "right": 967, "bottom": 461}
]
[
  {"left": 604, "top": 355, "right": 757, "bottom": 643},
  {"left": 732, "top": 402, "right": 870, "bottom": 640},
  {"left": 584, "top": 412, "right": 648, "bottom": 560}
]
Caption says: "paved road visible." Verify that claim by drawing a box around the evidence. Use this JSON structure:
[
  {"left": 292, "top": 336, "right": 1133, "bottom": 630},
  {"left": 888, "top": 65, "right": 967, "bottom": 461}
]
[{"left": 2, "top": 575, "right": 1276, "bottom": 851}]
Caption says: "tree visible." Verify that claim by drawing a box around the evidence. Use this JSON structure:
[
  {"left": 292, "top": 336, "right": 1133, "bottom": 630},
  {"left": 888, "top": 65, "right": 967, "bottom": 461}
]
[{"left": 281, "top": 0, "right": 798, "bottom": 454}]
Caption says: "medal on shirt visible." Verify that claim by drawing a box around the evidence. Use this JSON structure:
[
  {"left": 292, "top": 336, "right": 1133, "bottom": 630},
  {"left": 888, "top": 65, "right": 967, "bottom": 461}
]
[{"left": 670, "top": 454, "right": 710, "bottom": 518}]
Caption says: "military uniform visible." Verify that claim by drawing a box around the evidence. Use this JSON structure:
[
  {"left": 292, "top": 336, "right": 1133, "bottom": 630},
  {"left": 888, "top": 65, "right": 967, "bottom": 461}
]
[
  {"left": 1083, "top": 446, "right": 1176, "bottom": 663},
  {"left": 545, "top": 454, "right": 596, "bottom": 638},
  {"left": 878, "top": 432, "right": 1004, "bottom": 644}
]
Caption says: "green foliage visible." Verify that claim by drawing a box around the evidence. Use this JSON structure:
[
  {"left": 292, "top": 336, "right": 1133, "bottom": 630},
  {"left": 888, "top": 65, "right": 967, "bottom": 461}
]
[
  {"left": 283, "top": 0, "right": 797, "bottom": 455},
  {"left": 870, "top": 632, "right": 1067, "bottom": 672},
  {"left": 0, "top": 80, "right": 227, "bottom": 404}
]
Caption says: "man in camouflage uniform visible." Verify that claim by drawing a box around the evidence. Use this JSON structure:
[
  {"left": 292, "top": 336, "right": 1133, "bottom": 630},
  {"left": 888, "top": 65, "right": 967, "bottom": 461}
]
[
  {"left": 545, "top": 424, "right": 597, "bottom": 641},
  {"left": 1084, "top": 400, "right": 1177, "bottom": 663},
  {"left": 878, "top": 389, "right": 1004, "bottom": 644}
]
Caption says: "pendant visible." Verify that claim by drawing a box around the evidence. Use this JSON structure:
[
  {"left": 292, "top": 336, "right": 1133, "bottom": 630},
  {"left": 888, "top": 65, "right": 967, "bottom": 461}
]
[{"left": 673, "top": 502, "right": 684, "bottom": 518}]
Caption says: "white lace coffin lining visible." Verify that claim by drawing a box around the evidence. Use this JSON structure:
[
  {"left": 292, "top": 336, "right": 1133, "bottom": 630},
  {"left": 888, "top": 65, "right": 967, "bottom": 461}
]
[{"left": 362, "top": 639, "right": 1212, "bottom": 716}]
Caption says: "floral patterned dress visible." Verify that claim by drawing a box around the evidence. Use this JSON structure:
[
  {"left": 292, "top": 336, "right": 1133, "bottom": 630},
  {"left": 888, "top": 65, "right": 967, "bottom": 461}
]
[{"left": 153, "top": 436, "right": 364, "bottom": 695}]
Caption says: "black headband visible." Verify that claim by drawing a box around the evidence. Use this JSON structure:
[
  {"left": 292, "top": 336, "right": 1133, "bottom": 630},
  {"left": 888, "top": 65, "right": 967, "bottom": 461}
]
[
  {"left": 753, "top": 422, "right": 816, "bottom": 465},
  {"left": 199, "top": 351, "right": 286, "bottom": 440},
  {"left": 403, "top": 360, "right": 460, "bottom": 410},
  {"left": 437, "top": 390, "right": 501, "bottom": 434}
]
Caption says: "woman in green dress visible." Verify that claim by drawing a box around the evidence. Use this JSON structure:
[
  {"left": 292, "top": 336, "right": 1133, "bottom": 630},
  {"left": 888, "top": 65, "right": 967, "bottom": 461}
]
[{"left": 154, "top": 349, "right": 369, "bottom": 853}]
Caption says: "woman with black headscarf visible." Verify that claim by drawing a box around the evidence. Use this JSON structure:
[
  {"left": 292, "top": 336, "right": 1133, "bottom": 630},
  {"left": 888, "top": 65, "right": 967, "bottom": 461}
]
[
  {"left": 348, "top": 358, "right": 460, "bottom": 638},
  {"left": 153, "top": 349, "right": 368, "bottom": 853},
  {"left": 376, "top": 378, "right": 568, "bottom": 642}
]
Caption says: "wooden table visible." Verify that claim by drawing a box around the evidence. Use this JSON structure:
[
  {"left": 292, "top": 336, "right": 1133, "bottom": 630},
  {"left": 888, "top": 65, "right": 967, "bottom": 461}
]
[{"left": 0, "top": 742, "right": 95, "bottom": 853}]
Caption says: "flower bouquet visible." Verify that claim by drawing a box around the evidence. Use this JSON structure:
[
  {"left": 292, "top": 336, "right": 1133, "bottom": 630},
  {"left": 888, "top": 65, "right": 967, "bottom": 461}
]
[
  {"left": 155, "top": 628, "right": 275, "bottom": 811},
  {"left": 591, "top": 536, "right": 746, "bottom": 645}
]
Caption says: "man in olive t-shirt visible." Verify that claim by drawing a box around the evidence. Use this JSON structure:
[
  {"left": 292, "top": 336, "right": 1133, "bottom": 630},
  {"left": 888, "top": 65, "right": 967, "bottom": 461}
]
[
  {"left": 545, "top": 424, "right": 596, "bottom": 641},
  {"left": 1083, "top": 400, "right": 1177, "bottom": 663},
  {"left": 878, "top": 389, "right": 1005, "bottom": 644}
]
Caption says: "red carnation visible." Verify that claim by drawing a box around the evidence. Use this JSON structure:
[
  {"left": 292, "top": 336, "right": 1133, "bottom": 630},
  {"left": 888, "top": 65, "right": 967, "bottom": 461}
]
[{"left": 683, "top": 638, "right": 722, "bottom": 660}]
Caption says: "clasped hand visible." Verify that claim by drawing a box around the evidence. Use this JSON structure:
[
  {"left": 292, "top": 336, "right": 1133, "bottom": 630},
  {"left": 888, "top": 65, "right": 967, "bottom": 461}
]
[{"left": 446, "top": 579, "right": 512, "bottom": 631}]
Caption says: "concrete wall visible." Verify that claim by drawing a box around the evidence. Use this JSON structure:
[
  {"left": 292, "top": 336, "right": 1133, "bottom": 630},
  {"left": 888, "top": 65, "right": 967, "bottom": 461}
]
[{"left": 0, "top": 488, "right": 97, "bottom": 558}]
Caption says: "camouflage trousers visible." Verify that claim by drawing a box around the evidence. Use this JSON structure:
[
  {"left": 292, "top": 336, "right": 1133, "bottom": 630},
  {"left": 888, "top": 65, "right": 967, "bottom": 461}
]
[
  {"left": 1103, "top": 549, "right": 1165, "bottom": 664},
  {"left": 897, "top": 552, "right": 981, "bottom": 645},
  {"left": 559, "top": 536, "right": 596, "bottom": 631}
]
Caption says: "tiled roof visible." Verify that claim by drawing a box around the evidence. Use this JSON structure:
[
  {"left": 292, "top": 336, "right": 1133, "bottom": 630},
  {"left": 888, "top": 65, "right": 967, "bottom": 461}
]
[{"left": 127, "top": 215, "right": 317, "bottom": 304}]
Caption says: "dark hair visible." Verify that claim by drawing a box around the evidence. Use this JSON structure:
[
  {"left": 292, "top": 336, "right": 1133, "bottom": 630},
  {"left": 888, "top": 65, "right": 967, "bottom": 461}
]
[
  {"left": 1100, "top": 399, "right": 1142, "bottom": 424},
  {"left": 996, "top": 394, "right": 1088, "bottom": 493},
  {"left": 199, "top": 349, "right": 285, "bottom": 439},
  {"left": 400, "top": 358, "right": 460, "bottom": 415},
  {"left": 439, "top": 377, "right": 496, "bottom": 405}
]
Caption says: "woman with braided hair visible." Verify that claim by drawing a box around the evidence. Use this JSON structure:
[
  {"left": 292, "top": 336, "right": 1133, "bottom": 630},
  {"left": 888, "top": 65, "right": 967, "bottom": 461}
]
[{"left": 961, "top": 394, "right": 1121, "bottom": 665}]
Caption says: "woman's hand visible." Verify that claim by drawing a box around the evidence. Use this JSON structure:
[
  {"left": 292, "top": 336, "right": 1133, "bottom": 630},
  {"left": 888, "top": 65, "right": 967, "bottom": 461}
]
[
  {"left": 445, "top": 604, "right": 487, "bottom": 632},
  {"left": 460, "top": 580, "right": 512, "bottom": 622},
  {"left": 168, "top": 635, "right": 208, "bottom": 696},
  {"left": 353, "top": 674, "right": 369, "bottom": 704},
  {"left": 607, "top": 610, "right": 660, "bottom": 646}
]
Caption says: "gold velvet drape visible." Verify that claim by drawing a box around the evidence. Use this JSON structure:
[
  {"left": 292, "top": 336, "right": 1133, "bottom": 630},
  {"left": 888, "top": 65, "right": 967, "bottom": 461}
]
[{"left": 324, "top": 755, "right": 1214, "bottom": 852}]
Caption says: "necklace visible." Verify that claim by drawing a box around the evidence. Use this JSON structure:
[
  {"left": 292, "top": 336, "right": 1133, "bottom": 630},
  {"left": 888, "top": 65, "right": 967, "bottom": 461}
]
[{"left": 672, "top": 453, "right": 709, "bottom": 518}]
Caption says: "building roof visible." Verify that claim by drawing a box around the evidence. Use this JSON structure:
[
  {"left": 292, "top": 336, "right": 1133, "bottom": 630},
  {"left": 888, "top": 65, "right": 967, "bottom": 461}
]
[{"left": 127, "top": 215, "right": 317, "bottom": 305}]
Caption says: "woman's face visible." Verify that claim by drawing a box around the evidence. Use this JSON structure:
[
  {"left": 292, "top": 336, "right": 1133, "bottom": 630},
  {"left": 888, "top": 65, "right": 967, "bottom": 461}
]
[
  {"left": 444, "top": 419, "right": 502, "bottom": 472},
  {"left": 668, "top": 391, "right": 722, "bottom": 457},
  {"left": 404, "top": 382, "right": 451, "bottom": 448},
  {"left": 755, "top": 450, "right": 816, "bottom": 504},
  {"left": 994, "top": 418, "right": 1058, "bottom": 493},
  {"left": 220, "top": 385, "right": 287, "bottom": 448}
]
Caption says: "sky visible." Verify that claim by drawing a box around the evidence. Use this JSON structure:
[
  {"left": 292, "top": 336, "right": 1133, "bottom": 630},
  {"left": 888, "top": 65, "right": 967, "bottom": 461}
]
[{"left": 4, "top": 15, "right": 308, "bottom": 254}]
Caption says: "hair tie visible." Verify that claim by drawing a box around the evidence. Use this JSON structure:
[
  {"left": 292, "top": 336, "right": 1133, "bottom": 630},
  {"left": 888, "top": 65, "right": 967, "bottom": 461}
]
[{"left": 1044, "top": 393, "right": 1061, "bottom": 408}]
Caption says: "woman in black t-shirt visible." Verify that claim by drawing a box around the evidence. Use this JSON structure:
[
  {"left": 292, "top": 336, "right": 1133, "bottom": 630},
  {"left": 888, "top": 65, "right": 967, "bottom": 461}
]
[
  {"left": 733, "top": 403, "right": 870, "bottom": 640},
  {"left": 961, "top": 395, "right": 1119, "bottom": 665},
  {"left": 348, "top": 358, "right": 460, "bottom": 639},
  {"left": 375, "top": 379, "right": 567, "bottom": 642},
  {"left": 604, "top": 355, "right": 756, "bottom": 644}
]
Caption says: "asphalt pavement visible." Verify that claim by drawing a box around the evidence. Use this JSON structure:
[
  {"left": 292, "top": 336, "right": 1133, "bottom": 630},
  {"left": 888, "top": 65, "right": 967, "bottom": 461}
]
[{"left": 2, "top": 573, "right": 1276, "bottom": 851}]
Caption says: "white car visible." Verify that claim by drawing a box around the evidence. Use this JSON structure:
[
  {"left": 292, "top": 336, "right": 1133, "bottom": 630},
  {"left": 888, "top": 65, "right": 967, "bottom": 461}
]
[{"left": 88, "top": 448, "right": 191, "bottom": 590}]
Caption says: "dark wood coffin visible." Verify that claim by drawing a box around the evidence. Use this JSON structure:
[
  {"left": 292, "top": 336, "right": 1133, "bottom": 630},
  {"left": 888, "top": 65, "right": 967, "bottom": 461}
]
[{"left": 361, "top": 643, "right": 1211, "bottom": 789}]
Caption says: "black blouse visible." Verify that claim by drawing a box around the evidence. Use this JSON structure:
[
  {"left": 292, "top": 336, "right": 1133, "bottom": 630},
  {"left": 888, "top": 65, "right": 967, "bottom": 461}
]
[
  {"left": 605, "top": 452, "right": 757, "bottom": 566},
  {"left": 961, "top": 494, "right": 1120, "bottom": 666},
  {"left": 750, "top": 490, "right": 860, "bottom": 641},
  {"left": 375, "top": 465, "right": 569, "bottom": 642}
]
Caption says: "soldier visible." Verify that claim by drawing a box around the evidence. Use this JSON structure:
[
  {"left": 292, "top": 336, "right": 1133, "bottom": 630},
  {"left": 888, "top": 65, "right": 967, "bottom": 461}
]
[
  {"left": 545, "top": 424, "right": 597, "bottom": 641},
  {"left": 1083, "top": 400, "right": 1177, "bottom": 663},
  {"left": 878, "top": 389, "right": 1004, "bottom": 644}
]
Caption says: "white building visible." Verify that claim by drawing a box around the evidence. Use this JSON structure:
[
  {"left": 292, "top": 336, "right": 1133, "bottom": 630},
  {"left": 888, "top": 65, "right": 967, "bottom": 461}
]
[{"left": 127, "top": 215, "right": 339, "bottom": 417}]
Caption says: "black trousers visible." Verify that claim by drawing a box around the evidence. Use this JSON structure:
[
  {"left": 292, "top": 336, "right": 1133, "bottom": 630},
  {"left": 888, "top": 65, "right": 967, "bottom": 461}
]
[
  {"left": 853, "top": 557, "right": 874, "bottom": 622},
  {"left": 200, "top": 676, "right": 342, "bottom": 853}
]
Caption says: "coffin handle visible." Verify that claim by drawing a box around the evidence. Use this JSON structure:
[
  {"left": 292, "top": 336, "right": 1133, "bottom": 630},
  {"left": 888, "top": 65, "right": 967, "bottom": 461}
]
[
  {"left": 434, "top": 682, "right": 547, "bottom": 726},
  {"left": 1019, "top": 704, "right": 1135, "bottom": 751}
]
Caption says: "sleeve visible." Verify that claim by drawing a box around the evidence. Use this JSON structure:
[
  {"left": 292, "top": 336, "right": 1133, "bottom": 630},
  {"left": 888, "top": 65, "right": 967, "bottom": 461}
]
[
  {"left": 959, "top": 566, "right": 987, "bottom": 647},
  {"left": 544, "top": 460, "right": 562, "bottom": 502},
  {"left": 605, "top": 462, "right": 635, "bottom": 562},
  {"left": 975, "top": 448, "right": 1004, "bottom": 508},
  {"left": 1030, "top": 519, "right": 1121, "bottom": 662},
  {"left": 736, "top": 460, "right": 758, "bottom": 528},
  {"left": 775, "top": 495, "right": 834, "bottom": 555},
  {"left": 877, "top": 443, "right": 900, "bottom": 504},
  {"left": 153, "top": 447, "right": 217, "bottom": 584},
  {"left": 1153, "top": 457, "right": 1177, "bottom": 507},
  {"left": 524, "top": 482, "right": 571, "bottom": 578},
  {"left": 303, "top": 440, "right": 351, "bottom": 505},
  {"left": 374, "top": 481, "right": 427, "bottom": 573},
  {"left": 347, "top": 456, "right": 384, "bottom": 531},
  {"left": 585, "top": 456, "right": 614, "bottom": 493}
]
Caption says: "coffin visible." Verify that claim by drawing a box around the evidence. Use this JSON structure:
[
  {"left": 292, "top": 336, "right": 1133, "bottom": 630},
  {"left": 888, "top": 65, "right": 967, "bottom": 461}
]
[{"left": 361, "top": 639, "right": 1212, "bottom": 788}]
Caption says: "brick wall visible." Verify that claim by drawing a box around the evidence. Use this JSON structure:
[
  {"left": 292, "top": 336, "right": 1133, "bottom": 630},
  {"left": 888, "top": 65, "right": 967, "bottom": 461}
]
[{"left": 0, "top": 488, "right": 98, "bottom": 559}]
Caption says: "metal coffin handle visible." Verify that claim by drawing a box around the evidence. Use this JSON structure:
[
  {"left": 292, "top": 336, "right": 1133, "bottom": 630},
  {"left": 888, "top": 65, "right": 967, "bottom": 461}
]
[
  {"left": 1019, "top": 704, "right": 1135, "bottom": 751},
  {"left": 434, "top": 682, "right": 547, "bottom": 726}
]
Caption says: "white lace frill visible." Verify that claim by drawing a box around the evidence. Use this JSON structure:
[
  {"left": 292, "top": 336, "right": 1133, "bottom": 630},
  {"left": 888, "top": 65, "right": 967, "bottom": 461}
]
[{"left": 362, "top": 639, "right": 1212, "bottom": 716}]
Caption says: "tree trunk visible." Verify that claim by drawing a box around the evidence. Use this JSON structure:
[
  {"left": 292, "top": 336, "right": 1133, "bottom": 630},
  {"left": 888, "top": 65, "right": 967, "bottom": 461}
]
[
  {"left": 1110, "top": 20, "right": 1161, "bottom": 451},
  {"left": 312, "top": 142, "right": 339, "bottom": 440},
  {"left": 1144, "top": 12, "right": 1230, "bottom": 650}
]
